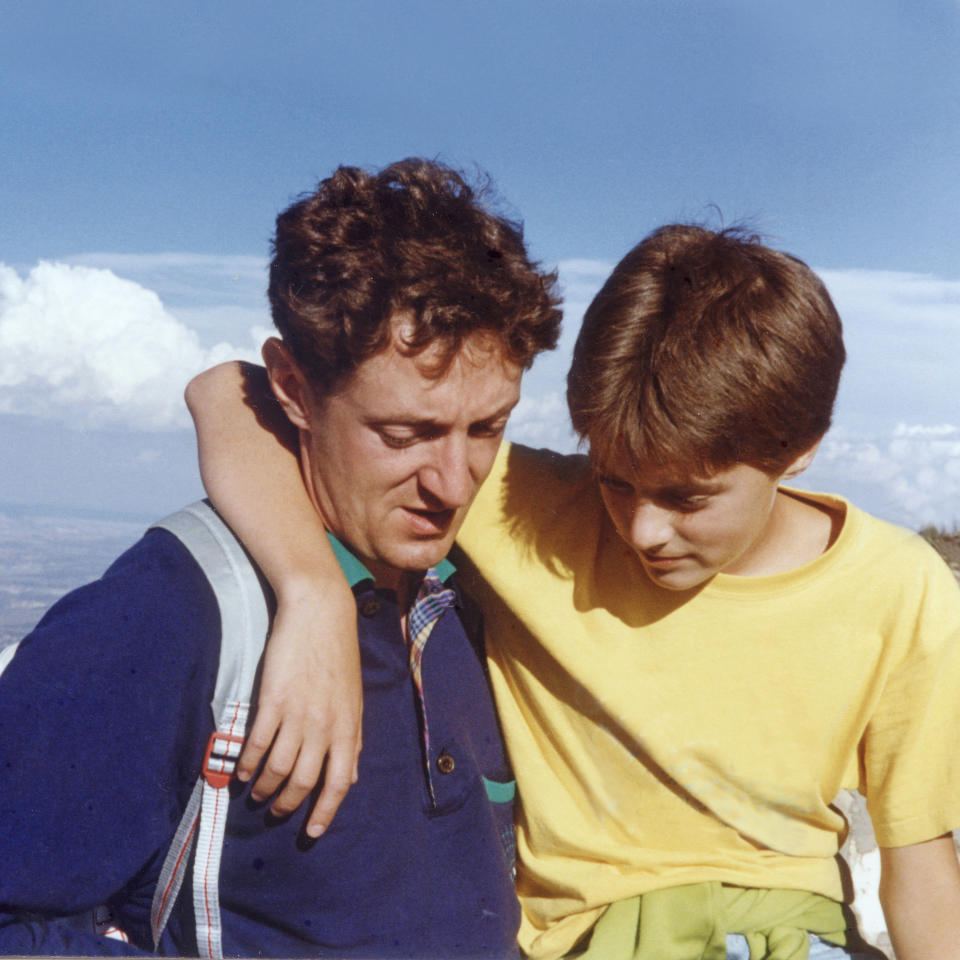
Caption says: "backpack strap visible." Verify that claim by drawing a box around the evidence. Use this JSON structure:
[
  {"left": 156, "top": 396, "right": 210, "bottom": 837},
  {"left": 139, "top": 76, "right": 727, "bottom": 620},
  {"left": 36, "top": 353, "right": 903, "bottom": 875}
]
[
  {"left": 0, "top": 641, "right": 19, "bottom": 676},
  {"left": 148, "top": 500, "right": 271, "bottom": 958}
]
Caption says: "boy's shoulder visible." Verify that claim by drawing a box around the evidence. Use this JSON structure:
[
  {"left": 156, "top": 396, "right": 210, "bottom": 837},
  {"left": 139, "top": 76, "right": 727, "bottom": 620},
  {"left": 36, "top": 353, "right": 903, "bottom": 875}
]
[
  {"left": 498, "top": 441, "right": 592, "bottom": 483},
  {"left": 473, "top": 442, "right": 596, "bottom": 523},
  {"left": 788, "top": 486, "right": 958, "bottom": 589}
]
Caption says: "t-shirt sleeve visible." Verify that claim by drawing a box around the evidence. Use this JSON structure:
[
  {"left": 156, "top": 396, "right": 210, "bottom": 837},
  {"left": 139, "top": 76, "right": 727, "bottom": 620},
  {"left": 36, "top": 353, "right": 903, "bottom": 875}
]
[
  {"left": 0, "top": 530, "right": 220, "bottom": 954},
  {"left": 860, "top": 539, "right": 960, "bottom": 848}
]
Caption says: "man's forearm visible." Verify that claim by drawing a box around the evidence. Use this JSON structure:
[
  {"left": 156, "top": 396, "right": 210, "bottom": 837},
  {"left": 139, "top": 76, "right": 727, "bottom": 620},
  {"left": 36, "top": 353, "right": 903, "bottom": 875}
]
[
  {"left": 185, "top": 361, "right": 340, "bottom": 597},
  {"left": 185, "top": 359, "right": 363, "bottom": 832}
]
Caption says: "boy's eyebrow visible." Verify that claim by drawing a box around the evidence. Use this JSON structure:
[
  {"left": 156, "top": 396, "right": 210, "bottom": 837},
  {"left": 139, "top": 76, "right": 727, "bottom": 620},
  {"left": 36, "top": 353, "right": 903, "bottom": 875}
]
[
  {"left": 595, "top": 470, "right": 727, "bottom": 497},
  {"left": 669, "top": 477, "right": 726, "bottom": 494}
]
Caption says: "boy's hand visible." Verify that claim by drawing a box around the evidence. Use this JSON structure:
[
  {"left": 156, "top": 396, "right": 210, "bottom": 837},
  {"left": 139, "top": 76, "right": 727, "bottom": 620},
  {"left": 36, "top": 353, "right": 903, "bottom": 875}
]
[{"left": 237, "top": 585, "right": 362, "bottom": 837}]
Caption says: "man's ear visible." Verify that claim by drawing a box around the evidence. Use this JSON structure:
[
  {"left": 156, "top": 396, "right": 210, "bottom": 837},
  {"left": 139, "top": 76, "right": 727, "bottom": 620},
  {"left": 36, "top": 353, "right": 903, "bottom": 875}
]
[
  {"left": 262, "top": 337, "right": 313, "bottom": 431},
  {"left": 781, "top": 441, "right": 821, "bottom": 481}
]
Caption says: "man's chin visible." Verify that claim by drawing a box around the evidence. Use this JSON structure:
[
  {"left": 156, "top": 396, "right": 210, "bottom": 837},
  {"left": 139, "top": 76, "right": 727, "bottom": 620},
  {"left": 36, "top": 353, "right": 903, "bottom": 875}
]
[
  {"left": 400, "top": 537, "right": 457, "bottom": 572},
  {"left": 370, "top": 534, "right": 458, "bottom": 577}
]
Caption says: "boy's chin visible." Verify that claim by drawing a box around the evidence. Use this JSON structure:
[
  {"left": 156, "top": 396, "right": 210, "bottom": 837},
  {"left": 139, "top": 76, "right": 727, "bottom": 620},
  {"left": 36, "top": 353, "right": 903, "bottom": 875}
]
[{"left": 640, "top": 560, "right": 713, "bottom": 591}]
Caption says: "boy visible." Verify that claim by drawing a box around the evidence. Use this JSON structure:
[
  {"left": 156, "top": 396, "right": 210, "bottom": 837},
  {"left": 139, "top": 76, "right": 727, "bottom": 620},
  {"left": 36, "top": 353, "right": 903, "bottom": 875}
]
[{"left": 188, "top": 225, "right": 960, "bottom": 959}]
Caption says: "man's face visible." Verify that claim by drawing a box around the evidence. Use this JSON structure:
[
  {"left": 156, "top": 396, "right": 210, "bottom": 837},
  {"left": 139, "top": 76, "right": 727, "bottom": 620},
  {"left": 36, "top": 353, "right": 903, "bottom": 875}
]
[
  {"left": 296, "top": 330, "right": 523, "bottom": 590},
  {"left": 594, "top": 453, "right": 789, "bottom": 591}
]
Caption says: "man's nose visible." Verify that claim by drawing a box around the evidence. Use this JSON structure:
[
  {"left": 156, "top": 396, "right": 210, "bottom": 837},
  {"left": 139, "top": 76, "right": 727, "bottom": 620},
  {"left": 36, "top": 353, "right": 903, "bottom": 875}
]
[
  {"left": 628, "top": 501, "right": 674, "bottom": 552},
  {"left": 417, "top": 435, "right": 473, "bottom": 508}
]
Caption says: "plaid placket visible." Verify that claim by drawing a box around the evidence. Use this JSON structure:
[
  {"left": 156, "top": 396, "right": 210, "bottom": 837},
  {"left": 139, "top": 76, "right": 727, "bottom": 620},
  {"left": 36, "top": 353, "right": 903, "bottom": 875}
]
[{"left": 406, "top": 569, "right": 457, "bottom": 802}]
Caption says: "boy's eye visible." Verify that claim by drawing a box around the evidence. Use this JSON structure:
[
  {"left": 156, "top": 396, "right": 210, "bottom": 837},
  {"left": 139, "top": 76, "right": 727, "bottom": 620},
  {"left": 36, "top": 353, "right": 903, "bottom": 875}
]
[
  {"left": 597, "top": 475, "right": 634, "bottom": 494},
  {"left": 670, "top": 494, "right": 709, "bottom": 512}
]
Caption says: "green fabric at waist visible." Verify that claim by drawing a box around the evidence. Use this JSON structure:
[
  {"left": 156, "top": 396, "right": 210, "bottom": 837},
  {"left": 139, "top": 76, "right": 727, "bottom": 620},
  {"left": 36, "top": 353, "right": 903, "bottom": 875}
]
[{"left": 565, "top": 883, "right": 850, "bottom": 960}]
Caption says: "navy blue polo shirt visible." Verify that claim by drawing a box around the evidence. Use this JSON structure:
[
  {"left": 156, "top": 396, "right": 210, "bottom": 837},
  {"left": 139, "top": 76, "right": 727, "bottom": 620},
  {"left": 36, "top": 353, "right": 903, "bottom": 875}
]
[{"left": 0, "top": 525, "right": 519, "bottom": 957}]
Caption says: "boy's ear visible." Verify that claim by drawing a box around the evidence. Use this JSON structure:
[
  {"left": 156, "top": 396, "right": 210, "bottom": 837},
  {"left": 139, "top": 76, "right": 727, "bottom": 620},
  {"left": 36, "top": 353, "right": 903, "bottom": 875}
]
[
  {"left": 262, "top": 337, "right": 313, "bottom": 431},
  {"left": 781, "top": 441, "right": 821, "bottom": 480}
]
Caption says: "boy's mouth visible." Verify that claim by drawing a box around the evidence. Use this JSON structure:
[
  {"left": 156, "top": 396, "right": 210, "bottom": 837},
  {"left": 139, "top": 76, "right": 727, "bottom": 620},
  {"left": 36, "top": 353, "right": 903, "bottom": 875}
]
[{"left": 641, "top": 553, "right": 688, "bottom": 568}]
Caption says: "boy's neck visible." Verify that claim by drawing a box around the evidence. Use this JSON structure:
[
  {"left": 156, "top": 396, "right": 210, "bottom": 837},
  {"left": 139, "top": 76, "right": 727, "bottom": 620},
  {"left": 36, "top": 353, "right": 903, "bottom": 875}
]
[{"left": 727, "top": 489, "right": 844, "bottom": 578}]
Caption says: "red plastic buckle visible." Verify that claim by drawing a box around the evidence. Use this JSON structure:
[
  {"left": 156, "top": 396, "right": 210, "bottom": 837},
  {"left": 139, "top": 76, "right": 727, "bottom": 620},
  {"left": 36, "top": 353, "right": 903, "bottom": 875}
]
[{"left": 202, "top": 731, "right": 245, "bottom": 788}]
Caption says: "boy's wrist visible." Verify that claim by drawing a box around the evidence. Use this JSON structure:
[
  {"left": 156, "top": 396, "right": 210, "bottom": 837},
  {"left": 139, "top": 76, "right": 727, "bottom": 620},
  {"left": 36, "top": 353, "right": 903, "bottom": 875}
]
[{"left": 273, "top": 569, "right": 350, "bottom": 606}]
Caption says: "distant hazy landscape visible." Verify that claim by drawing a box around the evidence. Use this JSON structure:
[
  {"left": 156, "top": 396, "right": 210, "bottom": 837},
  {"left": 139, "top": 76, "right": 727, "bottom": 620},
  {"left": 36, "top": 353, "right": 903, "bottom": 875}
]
[{"left": 0, "top": 509, "right": 145, "bottom": 648}]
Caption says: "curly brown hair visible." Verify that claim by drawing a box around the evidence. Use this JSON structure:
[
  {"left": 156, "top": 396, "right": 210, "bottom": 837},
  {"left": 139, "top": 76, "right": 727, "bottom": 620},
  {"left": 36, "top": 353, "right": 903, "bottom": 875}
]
[
  {"left": 567, "top": 224, "right": 846, "bottom": 477},
  {"left": 268, "top": 158, "right": 562, "bottom": 389}
]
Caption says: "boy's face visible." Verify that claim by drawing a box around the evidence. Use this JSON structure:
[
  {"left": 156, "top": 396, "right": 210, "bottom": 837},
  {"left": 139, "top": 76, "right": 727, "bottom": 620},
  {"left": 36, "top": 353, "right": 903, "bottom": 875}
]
[{"left": 594, "top": 453, "right": 798, "bottom": 591}]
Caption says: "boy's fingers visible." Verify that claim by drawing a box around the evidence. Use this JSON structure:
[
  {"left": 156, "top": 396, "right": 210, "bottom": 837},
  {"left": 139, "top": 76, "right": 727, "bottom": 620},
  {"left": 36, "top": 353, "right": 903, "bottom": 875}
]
[
  {"left": 236, "top": 705, "right": 281, "bottom": 782},
  {"left": 270, "top": 739, "right": 324, "bottom": 816},
  {"left": 250, "top": 723, "right": 302, "bottom": 803},
  {"left": 305, "top": 742, "right": 359, "bottom": 838}
]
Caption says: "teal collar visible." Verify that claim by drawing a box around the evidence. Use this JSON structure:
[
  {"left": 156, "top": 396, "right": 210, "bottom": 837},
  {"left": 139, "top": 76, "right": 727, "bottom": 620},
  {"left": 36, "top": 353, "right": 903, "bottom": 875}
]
[{"left": 326, "top": 532, "right": 456, "bottom": 588}]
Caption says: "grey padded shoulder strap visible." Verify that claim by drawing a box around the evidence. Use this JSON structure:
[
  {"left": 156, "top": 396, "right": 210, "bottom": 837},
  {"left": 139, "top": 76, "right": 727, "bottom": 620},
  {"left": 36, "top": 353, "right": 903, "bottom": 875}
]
[
  {"left": 0, "top": 641, "right": 19, "bottom": 676},
  {"left": 150, "top": 500, "right": 271, "bottom": 720}
]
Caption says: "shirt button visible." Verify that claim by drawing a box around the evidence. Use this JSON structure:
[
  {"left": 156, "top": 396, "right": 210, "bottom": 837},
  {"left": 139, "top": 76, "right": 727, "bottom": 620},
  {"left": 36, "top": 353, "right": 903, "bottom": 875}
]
[
  {"left": 359, "top": 598, "right": 381, "bottom": 618},
  {"left": 436, "top": 752, "right": 455, "bottom": 775}
]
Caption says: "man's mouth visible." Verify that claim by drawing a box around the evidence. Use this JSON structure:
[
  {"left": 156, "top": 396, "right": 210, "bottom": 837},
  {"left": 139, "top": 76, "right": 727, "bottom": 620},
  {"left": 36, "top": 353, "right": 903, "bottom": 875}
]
[{"left": 403, "top": 506, "right": 456, "bottom": 535}]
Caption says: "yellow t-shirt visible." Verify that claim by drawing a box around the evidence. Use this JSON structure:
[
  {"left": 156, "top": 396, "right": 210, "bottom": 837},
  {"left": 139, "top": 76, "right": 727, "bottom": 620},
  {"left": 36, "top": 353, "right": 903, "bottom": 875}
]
[{"left": 456, "top": 443, "right": 960, "bottom": 960}]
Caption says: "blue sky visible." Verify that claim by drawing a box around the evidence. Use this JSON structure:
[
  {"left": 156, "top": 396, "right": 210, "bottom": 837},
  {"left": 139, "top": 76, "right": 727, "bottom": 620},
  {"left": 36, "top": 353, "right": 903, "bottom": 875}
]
[{"left": 2, "top": 0, "right": 960, "bottom": 529}]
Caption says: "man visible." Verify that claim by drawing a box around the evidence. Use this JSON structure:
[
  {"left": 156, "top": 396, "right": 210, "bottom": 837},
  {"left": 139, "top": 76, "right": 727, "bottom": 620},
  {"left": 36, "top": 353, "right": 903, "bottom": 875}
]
[{"left": 0, "top": 158, "right": 561, "bottom": 956}]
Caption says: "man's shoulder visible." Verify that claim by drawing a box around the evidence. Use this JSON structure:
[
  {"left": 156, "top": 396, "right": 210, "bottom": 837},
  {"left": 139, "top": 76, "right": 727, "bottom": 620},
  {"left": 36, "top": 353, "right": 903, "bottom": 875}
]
[
  {"left": 9, "top": 520, "right": 223, "bottom": 691},
  {"left": 0, "top": 519, "right": 226, "bottom": 946},
  {"left": 62, "top": 524, "right": 218, "bottom": 625}
]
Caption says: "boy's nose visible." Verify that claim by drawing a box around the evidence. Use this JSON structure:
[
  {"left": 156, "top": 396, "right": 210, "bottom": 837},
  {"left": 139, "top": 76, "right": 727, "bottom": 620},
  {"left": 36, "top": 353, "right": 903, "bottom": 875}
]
[{"left": 628, "top": 501, "right": 674, "bottom": 552}]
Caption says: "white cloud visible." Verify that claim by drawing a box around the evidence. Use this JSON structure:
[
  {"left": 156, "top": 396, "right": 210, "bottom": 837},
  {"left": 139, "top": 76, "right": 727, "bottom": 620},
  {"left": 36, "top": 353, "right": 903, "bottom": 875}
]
[
  {"left": 506, "top": 391, "right": 579, "bottom": 453},
  {"left": 818, "top": 269, "right": 960, "bottom": 327},
  {"left": 555, "top": 257, "right": 611, "bottom": 352},
  {"left": 818, "top": 268, "right": 960, "bottom": 428},
  {"left": 62, "top": 252, "right": 271, "bottom": 341},
  {"left": 518, "top": 258, "right": 611, "bottom": 422},
  {"left": 806, "top": 423, "right": 960, "bottom": 529},
  {"left": 0, "top": 261, "right": 267, "bottom": 430}
]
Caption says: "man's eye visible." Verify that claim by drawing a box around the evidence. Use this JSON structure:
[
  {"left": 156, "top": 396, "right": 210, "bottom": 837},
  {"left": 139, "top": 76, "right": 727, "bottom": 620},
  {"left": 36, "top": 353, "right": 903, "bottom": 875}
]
[
  {"left": 470, "top": 420, "right": 507, "bottom": 439},
  {"left": 379, "top": 430, "right": 419, "bottom": 448}
]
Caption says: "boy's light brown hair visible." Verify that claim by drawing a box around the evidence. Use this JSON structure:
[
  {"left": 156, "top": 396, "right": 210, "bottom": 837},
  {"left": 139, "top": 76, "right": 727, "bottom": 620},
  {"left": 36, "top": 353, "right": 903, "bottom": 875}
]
[
  {"left": 269, "top": 158, "right": 562, "bottom": 392},
  {"left": 567, "top": 224, "right": 846, "bottom": 477}
]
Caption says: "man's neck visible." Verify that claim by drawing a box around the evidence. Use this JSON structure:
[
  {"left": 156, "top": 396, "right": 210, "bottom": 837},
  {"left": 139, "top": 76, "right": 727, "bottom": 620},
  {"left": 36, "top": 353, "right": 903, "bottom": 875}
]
[{"left": 365, "top": 560, "right": 416, "bottom": 614}]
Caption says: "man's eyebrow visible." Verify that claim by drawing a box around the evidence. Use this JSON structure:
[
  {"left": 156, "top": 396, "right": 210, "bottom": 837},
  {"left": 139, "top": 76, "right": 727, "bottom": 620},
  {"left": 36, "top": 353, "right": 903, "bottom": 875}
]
[
  {"left": 367, "top": 403, "right": 517, "bottom": 430},
  {"left": 478, "top": 398, "right": 521, "bottom": 421},
  {"left": 367, "top": 415, "right": 440, "bottom": 427},
  {"left": 378, "top": 397, "right": 519, "bottom": 422}
]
